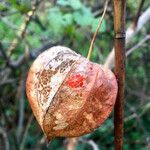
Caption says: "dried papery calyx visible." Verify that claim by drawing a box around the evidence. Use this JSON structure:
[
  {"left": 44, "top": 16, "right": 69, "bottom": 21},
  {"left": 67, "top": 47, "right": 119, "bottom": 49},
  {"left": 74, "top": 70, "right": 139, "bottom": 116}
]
[{"left": 26, "top": 46, "right": 118, "bottom": 140}]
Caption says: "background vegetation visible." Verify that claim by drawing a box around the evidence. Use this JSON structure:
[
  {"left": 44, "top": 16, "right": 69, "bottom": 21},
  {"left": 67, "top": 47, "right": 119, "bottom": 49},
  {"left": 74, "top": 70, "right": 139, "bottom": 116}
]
[{"left": 0, "top": 0, "right": 150, "bottom": 149}]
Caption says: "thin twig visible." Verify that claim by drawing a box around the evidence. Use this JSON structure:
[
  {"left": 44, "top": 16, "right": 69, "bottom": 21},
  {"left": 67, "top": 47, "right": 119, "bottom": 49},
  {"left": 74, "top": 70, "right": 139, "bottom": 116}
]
[
  {"left": 66, "top": 2, "right": 109, "bottom": 149},
  {"left": 126, "top": 34, "right": 150, "bottom": 56},
  {"left": 32, "top": 15, "right": 46, "bottom": 31},
  {"left": 134, "top": 0, "right": 146, "bottom": 27},
  {"left": 7, "top": 0, "right": 40, "bottom": 56},
  {"left": 66, "top": 138, "right": 79, "bottom": 150},
  {"left": 0, "top": 42, "right": 9, "bottom": 64},
  {"left": 1, "top": 39, "right": 62, "bottom": 69},
  {"left": 20, "top": 115, "right": 34, "bottom": 150},
  {"left": 87, "top": 0, "right": 109, "bottom": 60},
  {"left": 0, "top": 79, "right": 16, "bottom": 86},
  {"left": 126, "top": 87, "right": 150, "bottom": 101},
  {"left": 35, "top": 136, "right": 47, "bottom": 150},
  {"left": 0, "top": 127, "right": 10, "bottom": 150},
  {"left": 79, "top": 139, "right": 99, "bottom": 150},
  {"left": 17, "top": 71, "right": 26, "bottom": 143}
]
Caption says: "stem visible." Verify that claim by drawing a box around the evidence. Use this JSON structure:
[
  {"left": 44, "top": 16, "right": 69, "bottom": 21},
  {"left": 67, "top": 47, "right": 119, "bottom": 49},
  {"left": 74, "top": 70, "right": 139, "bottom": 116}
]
[
  {"left": 113, "top": 0, "right": 126, "bottom": 150},
  {"left": 66, "top": 1, "right": 109, "bottom": 150},
  {"left": 87, "top": 0, "right": 109, "bottom": 60},
  {"left": 7, "top": 1, "right": 40, "bottom": 56},
  {"left": 134, "top": 0, "right": 146, "bottom": 27},
  {"left": 66, "top": 138, "right": 78, "bottom": 150}
]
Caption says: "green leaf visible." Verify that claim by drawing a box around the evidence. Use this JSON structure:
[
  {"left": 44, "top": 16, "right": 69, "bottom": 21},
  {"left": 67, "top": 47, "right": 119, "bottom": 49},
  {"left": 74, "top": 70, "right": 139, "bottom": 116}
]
[
  {"left": 62, "top": 13, "right": 73, "bottom": 26},
  {"left": 57, "top": 0, "right": 70, "bottom": 6},
  {"left": 69, "top": 0, "right": 82, "bottom": 10},
  {"left": 57, "top": 0, "right": 82, "bottom": 10},
  {"left": 48, "top": 7, "right": 74, "bottom": 35},
  {"left": 48, "top": 7, "right": 64, "bottom": 34},
  {"left": 73, "top": 7, "right": 94, "bottom": 26}
]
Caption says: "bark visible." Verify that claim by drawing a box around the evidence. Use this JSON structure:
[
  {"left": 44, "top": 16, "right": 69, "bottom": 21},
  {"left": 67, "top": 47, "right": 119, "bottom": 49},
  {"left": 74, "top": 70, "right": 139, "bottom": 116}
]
[{"left": 113, "top": 0, "right": 126, "bottom": 149}]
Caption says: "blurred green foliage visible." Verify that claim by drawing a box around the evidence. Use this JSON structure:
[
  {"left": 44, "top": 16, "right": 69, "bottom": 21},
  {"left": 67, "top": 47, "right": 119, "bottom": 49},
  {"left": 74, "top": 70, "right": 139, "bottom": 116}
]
[{"left": 0, "top": 0, "right": 150, "bottom": 150}]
